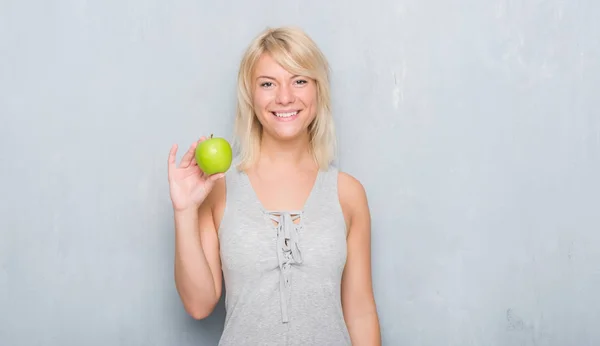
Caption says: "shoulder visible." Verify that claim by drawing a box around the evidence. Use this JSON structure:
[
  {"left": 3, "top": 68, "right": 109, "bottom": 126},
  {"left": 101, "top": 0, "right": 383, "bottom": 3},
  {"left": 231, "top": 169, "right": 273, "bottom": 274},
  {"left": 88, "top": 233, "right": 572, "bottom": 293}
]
[
  {"left": 337, "top": 171, "right": 367, "bottom": 201},
  {"left": 336, "top": 171, "right": 370, "bottom": 230}
]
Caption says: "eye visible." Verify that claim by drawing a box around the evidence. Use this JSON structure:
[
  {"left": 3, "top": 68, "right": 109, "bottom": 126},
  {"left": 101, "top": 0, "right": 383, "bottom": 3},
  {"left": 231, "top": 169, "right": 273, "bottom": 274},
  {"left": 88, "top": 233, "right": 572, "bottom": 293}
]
[
  {"left": 294, "top": 79, "right": 308, "bottom": 85},
  {"left": 260, "top": 82, "right": 273, "bottom": 88}
]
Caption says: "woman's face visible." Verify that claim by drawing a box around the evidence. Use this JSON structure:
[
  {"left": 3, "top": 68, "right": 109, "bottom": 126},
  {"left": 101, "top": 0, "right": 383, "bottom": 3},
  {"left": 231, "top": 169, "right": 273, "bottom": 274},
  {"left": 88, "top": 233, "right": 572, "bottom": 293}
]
[{"left": 251, "top": 53, "right": 318, "bottom": 142}]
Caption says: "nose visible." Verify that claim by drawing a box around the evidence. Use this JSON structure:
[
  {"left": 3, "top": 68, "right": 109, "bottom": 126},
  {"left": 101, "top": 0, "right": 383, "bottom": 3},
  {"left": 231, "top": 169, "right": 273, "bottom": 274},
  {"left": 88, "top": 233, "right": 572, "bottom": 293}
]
[{"left": 275, "top": 84, "right": 295, "bottom": 105}]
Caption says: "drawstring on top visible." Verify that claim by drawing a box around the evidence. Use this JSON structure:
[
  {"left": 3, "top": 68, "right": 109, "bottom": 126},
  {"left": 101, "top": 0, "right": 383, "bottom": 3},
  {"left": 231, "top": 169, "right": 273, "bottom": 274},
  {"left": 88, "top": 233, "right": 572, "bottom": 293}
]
[{"left": 269, "top": 212, "right": 303, "bottom": 323}]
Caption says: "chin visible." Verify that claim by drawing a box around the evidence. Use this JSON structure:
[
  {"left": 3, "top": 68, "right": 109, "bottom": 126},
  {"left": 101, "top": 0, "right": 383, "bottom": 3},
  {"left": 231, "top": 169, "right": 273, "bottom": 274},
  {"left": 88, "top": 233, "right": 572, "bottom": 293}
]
[{"left": 265, "top": 126, "right": 305, "bottom": 141}]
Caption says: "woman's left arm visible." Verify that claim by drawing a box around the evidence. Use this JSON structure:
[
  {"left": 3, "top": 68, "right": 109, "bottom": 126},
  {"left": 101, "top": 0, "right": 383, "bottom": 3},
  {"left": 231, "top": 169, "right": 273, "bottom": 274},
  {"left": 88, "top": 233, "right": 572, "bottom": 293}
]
[{"left": 339, "top": 172, "right": 382, "bottom": 346}]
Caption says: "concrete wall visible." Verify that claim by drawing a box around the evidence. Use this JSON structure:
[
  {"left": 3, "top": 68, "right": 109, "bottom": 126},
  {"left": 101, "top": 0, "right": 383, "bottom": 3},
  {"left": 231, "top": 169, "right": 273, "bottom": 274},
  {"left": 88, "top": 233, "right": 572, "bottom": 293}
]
[{"left": 1, "top": 0, "right": 599, "bottom": 345}]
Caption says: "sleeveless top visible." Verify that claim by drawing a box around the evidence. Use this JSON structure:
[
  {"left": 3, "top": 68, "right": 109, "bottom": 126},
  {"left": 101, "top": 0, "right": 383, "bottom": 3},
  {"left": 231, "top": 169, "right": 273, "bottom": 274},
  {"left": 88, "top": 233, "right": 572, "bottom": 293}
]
[{"left": 217, "top": 163, "right": 351, "bottom": 345}]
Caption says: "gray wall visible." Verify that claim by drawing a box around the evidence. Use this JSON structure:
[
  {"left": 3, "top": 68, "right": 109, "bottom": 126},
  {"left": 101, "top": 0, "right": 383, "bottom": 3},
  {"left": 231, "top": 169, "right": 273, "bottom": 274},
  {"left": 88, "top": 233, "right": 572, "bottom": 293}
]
[{"left": 1, "top": 1, "right": 599, "bottom": 345}]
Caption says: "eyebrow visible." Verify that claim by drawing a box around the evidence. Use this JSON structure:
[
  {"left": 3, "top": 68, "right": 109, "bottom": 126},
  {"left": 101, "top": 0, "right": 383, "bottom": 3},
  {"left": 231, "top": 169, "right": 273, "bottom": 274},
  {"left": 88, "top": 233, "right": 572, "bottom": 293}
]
[{"left": 256, "top": 75, "right": 302, "bottom": 80}]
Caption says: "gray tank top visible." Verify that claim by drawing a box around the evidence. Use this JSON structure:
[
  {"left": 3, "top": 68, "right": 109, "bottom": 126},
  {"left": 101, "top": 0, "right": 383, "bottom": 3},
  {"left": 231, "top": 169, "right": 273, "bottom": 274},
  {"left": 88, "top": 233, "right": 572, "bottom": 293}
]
[{"left": 217, "top": 162, "right": 351, "bottom": 345}]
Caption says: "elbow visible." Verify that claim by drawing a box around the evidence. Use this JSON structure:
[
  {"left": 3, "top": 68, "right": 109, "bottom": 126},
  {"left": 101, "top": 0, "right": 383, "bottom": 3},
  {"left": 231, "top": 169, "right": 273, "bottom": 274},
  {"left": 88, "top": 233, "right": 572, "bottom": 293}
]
[
  {"left": 185, "top": 301, "right": 217, "bottom": 320},
  {"left": 188, "top": 309, "right": 211, "bottom": 320},
  {"left": 175, "top": 280, "right": 221, "bottom": 320}
]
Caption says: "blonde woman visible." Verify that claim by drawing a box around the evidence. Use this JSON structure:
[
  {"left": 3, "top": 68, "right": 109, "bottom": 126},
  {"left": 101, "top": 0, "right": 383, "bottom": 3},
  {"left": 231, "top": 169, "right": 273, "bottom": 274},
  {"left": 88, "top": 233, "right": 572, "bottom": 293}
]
[{"left": 168, "top": 26, "right": 381, "bottom": 345}]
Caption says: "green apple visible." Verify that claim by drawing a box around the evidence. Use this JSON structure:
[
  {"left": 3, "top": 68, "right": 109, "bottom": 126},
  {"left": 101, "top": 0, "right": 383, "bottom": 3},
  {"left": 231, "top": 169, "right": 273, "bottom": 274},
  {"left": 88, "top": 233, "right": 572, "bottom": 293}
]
[{"left": 195, "top": 134, "right": 233, "bottom": 175}]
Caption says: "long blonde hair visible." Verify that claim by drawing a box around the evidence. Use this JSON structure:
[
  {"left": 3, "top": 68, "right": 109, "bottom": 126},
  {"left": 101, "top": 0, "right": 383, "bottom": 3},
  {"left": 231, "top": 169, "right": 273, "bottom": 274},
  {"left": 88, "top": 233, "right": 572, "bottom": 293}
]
[{"left": 233, "top": 26, "right": 336, "bottom": 171}]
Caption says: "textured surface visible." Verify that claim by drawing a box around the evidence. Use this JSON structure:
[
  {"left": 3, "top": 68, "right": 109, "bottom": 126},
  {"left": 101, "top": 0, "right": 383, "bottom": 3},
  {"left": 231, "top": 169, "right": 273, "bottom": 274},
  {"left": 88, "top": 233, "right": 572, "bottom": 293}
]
[{"left": 1, "top": 0, "right": 599, "bottom": 345}]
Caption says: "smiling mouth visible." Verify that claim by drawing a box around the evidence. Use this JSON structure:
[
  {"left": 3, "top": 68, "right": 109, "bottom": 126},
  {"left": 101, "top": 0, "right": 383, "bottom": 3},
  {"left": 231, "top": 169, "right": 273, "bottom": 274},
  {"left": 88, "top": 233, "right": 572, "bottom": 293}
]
[{"left": 272, "top": 110, "right": 300, "bottom": 118}]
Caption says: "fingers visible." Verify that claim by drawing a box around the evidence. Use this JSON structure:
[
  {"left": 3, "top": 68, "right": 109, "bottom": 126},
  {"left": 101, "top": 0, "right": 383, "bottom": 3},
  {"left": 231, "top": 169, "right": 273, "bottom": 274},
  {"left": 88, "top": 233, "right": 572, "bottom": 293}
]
[
  {"left": 191, "top": 136, "right": 207, "bottom": 167},
  {"left": 180, "top": 136, "right": 208, "bottom": 168},
  {"left": 167, "top": 144, "right": 178, "bottom": 177},
  {"left": 198, "top": 171, "right": 224, "bottom": 183},
  {"left": 201, "top": 173, "right": 225, "bottom": 193},
  {"left": 179, "top": 142, "right": 198, "bottom": 168}
]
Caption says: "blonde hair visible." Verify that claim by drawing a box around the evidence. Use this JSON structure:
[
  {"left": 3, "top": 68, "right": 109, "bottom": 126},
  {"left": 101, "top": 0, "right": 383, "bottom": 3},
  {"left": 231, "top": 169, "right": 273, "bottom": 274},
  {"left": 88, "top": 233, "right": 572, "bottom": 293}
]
[{"left": 233, "top": 26, "right": 336, "bottom": 171}]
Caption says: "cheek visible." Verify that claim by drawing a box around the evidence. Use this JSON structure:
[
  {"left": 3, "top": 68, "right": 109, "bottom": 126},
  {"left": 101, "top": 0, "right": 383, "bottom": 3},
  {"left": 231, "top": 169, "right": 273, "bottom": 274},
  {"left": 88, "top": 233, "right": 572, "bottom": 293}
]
[
  {"left": 252, "top": 94, "right": 268, "bottom": 114},
  {"left": 298, "top": 90, "right": 318, "bottom": 115},
  {"left": 253, "top": 91, "right": 275, "bottom": 108},
  {"left": 299, "top": 87, "right": 317, "bottom": 106}
]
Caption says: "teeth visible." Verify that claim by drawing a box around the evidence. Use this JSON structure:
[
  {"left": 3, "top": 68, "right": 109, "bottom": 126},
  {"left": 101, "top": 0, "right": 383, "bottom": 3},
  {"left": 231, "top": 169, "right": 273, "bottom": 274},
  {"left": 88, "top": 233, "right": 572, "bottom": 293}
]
[{"left": 274, "top": 111, "right": 298, "bottom": 118}]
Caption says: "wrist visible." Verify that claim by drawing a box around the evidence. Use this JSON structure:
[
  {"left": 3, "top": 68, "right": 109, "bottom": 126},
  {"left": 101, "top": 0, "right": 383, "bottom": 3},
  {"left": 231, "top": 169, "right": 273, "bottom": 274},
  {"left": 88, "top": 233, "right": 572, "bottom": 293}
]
[{"left": 173, "top": 206, "right": 199, "bottom": 219}]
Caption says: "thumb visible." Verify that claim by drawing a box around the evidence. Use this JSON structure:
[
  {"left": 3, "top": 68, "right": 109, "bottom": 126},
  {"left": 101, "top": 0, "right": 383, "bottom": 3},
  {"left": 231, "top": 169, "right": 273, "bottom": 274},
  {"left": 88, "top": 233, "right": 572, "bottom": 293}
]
[{"left": 209, "top": 173, "right": 226, "bottom": 182}]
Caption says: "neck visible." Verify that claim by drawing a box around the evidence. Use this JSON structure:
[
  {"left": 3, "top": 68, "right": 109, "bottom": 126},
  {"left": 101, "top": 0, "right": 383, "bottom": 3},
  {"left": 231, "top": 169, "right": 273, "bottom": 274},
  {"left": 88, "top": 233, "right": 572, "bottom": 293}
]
[{"left": 258, "top": 132, "right": 314, "bottom": 169}]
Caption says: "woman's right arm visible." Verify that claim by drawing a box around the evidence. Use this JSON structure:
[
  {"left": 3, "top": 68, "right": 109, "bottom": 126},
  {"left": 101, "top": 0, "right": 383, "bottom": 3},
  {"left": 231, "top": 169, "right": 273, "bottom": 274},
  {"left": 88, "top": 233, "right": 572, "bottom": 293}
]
[
  {"left": 173, "top": 180, "right": 224, "bottom": 320},
  {"left": 167, "top": 139, "right": 225, "bottom": 319}
]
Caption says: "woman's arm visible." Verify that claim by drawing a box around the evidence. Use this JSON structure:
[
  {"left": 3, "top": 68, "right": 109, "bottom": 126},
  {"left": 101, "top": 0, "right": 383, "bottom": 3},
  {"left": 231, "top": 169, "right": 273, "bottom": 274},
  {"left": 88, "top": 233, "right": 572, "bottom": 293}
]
[
  {"left": 174, "top": 179, "right": 225, "bottom": 319},
  {"left": 339, "top": 172, "right": 382, "bottom": 345}
]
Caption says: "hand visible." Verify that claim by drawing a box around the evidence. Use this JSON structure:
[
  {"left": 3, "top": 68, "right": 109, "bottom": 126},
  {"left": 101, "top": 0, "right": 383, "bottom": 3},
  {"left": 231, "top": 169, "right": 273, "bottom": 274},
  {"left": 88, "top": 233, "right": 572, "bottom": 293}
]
[{"left": 167, "top": 137, "right": 225, "bottom": 212}]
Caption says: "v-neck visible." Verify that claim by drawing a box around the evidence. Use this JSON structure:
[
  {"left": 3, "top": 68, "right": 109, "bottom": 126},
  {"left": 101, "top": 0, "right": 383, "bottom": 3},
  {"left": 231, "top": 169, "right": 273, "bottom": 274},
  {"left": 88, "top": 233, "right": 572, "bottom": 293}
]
[{"left": 241, "top": 168, "right": 322, "bottom": 214}]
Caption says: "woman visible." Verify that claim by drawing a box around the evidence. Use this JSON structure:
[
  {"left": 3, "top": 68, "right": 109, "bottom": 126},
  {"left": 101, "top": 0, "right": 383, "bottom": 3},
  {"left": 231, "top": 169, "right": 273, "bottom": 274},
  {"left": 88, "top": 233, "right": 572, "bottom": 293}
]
[{"left": 167, "top": 26, "right": 381, "bottom": 345}]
